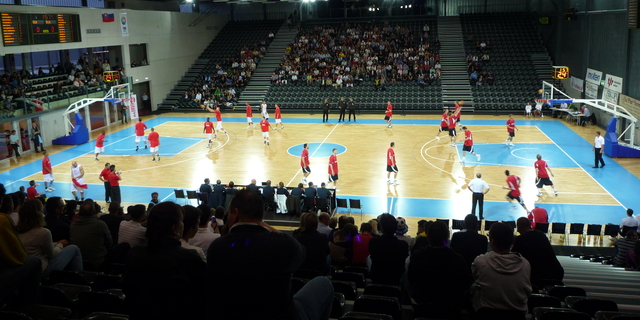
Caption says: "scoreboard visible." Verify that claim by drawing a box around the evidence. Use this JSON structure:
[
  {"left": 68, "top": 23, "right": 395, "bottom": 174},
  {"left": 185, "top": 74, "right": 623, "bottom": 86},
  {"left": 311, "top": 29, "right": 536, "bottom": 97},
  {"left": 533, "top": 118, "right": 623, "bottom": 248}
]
[{"left": 1, "top": 13, "right": 81, "bottom": 47}]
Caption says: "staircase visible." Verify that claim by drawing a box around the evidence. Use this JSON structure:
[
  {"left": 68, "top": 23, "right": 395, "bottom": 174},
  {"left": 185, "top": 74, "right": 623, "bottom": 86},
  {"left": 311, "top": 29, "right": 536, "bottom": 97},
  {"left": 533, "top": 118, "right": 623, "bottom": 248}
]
[
  {"left": 437, "top": 16, "right": 474, "bottom": 109},
  {"left": 237, "top": 23, "right": 298, "bottom": 106},
  {"left": 531, "top": 53, "right": 555, "bottom": 84},
  {"left": 159, "top": 59, "right": 209, "bottom": 110}
]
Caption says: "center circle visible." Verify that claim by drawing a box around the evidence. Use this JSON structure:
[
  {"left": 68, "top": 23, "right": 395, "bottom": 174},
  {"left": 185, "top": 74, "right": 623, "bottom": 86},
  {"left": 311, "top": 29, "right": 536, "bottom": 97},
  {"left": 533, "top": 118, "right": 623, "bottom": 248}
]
[{"left": 287, "top": 143, "right": 347, "bottom": 158}]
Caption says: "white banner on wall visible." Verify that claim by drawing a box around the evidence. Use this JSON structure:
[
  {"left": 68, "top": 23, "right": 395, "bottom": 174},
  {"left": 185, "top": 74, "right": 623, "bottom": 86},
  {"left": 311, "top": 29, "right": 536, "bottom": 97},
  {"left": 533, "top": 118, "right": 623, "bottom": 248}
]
[
  {"left": 585, "top": 82, "right": 598, "bottom": 99},
  {"left": 602, "top": 88, "right": 619, "bottom": 104},
  {"left": 620, "top": 94, "right": 640, "bottom": 110},
  {"left": 604, "top": 74, "right": 623, "bottom": 93},
  {"left": 570, "top": 76, "right": 584, "bottom": 92},
  {"left": 129, "top": 94, "right": 139, "bottom": 120},
  {"left": 120, "top": 13, "right": 129, "bottom": 37},
  {"left": 586, "top": 68, "right": 603, "bottom": 84}
]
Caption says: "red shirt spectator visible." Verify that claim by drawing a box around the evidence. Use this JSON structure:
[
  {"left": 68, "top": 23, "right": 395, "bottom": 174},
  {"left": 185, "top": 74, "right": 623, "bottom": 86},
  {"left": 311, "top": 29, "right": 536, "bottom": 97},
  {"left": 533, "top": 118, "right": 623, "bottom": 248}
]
[
  {"left": 528, "top": 207, "right": 549, "bottom": 228},
  {"left": 27, "top": 186, "right": 38, "bottom": 199},
  {"left": 107, "top": 172, "right": 121, "bottom": 187},
  {"left": 352, "top": 233, "right": 373, "bottom": 264}
]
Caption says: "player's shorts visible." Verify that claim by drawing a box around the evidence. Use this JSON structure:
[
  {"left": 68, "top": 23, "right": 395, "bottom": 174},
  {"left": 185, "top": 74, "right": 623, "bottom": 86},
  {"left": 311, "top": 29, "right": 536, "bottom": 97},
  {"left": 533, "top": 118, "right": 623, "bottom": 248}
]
[
  {"left": 262, "top": 112, "right": 269, "bottom": 120},
  {"left": 507, "top": 193, "right": 524, "bottom": 205},
  {"left": 439, "top": 125, "right": 449, "bottom": 132},
  {"left": 150, "top": 147, "right": 158, "bottom": 153},
  {"left": 387, "top": 165, "right": 398, "bottom": 173},
  {"left": 246, "top": 117, "right": 252, "bottom": 123},
  {"left": 462, "top": 145, "right": 474, "bottom": 152},
  {"left": 216, "top": 121, "right": 223, "bottom": 130},
  {"left": 275, "top": 118, "right": 282, "bottom": 124},
  {"left": 135, "top": 135, "right": 146, "bottom": 143},
  {"left": 95, "top": 147, "right": 105, "bottom": 154},
  {"left": 508, "top": 131, "right": 515, "bottom": 137},
  {"left": 384, "top": 116, "right": 391, "bottom": 121},
  {"left": 536, "top": 177, "right": 554, "bottom": 188},
  {"left": 525, "top": 107, "right": 532, "bottom": 113},
  {"left": 302, "top": 166, "right": 311, "bottom": 173},
  {"left": 448, "top": 128, "right": 457, "bottom": 137},
  {"left": 44, "top": 173, "right": 55, "bottom": 182},
  {"left": 206, "top": 133, "right": 212, "bottom": 140},
  {"left": 455, "top": 117, "right": 461, "bottom": 123},
  {"left": 71, "top": 180, "right": 86, "bottom": 192},
  {"left": 329, "top": 174, "right": 339, "bottom": 182},
  {"left": 262, "top": 132, "right": 269, "bottom": 138}
]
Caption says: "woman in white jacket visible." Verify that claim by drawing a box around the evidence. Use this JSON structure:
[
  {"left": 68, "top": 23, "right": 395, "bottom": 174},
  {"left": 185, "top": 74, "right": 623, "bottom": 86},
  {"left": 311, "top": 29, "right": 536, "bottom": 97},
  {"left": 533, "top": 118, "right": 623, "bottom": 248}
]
[{"left": 16, "top": 199, "right": 83, "bottom": 277}]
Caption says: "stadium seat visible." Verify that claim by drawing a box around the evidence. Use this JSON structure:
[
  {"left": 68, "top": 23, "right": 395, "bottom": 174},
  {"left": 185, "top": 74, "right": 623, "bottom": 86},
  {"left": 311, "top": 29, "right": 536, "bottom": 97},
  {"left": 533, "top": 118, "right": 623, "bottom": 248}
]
[
  {"left": 547, "top": 286, "right": 587, "bottom": 301},
  {"left": 352, "top": 295, "right": 402, "bottom": 320},
  {"left": 331, "top": 280, "right": 357, "bottom": 300},
  {"left": 339, "top": 311, "right": 393, "bottom": 320},
  {"left": 566, "top": 296, "right": 618, "bottom": 317},
  {"left": 528, "top": 294, "right": 562, "bottom": 313},
  {"left": 332, "top": 272, "right": 366, "bottom": 288}
]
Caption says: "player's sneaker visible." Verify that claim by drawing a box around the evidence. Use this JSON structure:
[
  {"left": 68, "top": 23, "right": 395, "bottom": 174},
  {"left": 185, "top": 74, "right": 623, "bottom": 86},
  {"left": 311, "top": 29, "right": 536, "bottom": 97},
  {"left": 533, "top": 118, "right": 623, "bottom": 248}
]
[
  {"left": 136, "top": 146, "right": 139, "bottom": 151},
  {"left": 274, "top": 127, "right": 278, "bottom": 130},
  {"left": 509, "top": 143, "right": 515, "bottom": 146},
  {"left": 387, "top": 179, "right": 391, "bottom": 184},
  {"left": 555, "top": 191, "right": 558, "bottom": 196},
  {"left": 462, "top": 157, "right": 466, "bottom": 162},
  {"left": 264, "top": 140, "right": 266, "bottom": 144},
  {"left": 505, "top": 140, "right": 510, "bottom": 145},
  {"left": 158, "top": 157, "right": 160, "bottom": 161},
  {"left": 435, "top": 136, "right": 440, "bottom": 140},
  {"left": 281, "top": 126, "right": 284, "bottom": 129},
  {"left": 224, "top": 131, "right": 228, "bottom": 135},
  {"left": 45, "top": 187, "right": 52, "bottom": 192},
  {"left": 267, "top": 142, "right": 270, "bottom": 145},
  {"left": 213, "top": 135, "right": 217, "bottom": 139},
  {"left": 145, "top": 145, "right": 148, "bottom": 149},
  {"left": 95, "top": 158, "right": 99, "bottom": 161},
  {"left": 537, "top": 192, "right": 543, "bottom": 197},
  {"left": 393, "top": 180, "right": 399, "bottom": 185},
  {"left": 247, "top": 125, "right": 251, "bottom": 129},
  {"left": 476, "top": 154, "right": 481, "bottom": 161},
  {"left": 49, "top": 187, "right": 55, "bottom": 191},
  {"left": 152, "top": 158, "right": 156, "bottom": 162}
]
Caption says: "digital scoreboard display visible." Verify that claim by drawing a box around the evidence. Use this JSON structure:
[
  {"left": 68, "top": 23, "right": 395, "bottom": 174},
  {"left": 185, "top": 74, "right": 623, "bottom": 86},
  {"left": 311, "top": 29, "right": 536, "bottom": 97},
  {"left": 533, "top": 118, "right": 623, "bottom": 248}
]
[
  {"left": 552, "top": 66, "right": 569, "bottom": 80},
  {"left": 103, "top": 71, "right": 120, "bottom": 83},
  {"left": 1, "top": 13, "right": 81, "bottom": 47}
]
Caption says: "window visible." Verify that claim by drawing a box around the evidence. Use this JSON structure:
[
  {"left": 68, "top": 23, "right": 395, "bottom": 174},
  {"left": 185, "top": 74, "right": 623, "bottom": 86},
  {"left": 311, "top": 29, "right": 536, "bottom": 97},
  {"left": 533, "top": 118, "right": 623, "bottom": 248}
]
[{"left": 128, "top": 44, "right": 149, "bottom": 68}]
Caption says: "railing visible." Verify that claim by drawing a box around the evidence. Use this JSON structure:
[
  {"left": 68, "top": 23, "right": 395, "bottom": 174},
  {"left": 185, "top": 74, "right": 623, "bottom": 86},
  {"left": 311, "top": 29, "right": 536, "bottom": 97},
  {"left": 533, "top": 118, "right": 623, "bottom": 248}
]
[
  {"left": 325, "top": 5, "right": 436, "bottom": 19},
  {"left": 457, "top": 3, "right": 526, "bottom": 14}
]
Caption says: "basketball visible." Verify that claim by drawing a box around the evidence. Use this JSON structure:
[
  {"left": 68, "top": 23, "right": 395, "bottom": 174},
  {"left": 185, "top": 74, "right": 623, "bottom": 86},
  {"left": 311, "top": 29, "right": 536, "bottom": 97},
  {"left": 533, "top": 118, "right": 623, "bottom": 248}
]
[
  {"left": 538, "top": 89, "right": 544, "bottom": 94},
  {"left": 200, "top": 104, "right": 205, "bottom": 109},
  {"left": 459, "top": 100, "right": 465, "bottom": 105}
]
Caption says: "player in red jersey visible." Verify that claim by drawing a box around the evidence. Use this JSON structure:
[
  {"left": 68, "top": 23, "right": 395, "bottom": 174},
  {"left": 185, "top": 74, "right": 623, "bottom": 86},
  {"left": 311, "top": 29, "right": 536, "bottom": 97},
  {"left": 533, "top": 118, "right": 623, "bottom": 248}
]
[
  {"left": 447, "top": 111, "right": 457, "bottom": 146},
  {"left": 435, "top": 108, "right": 449, "bottom": 140},
  {"left": 42, "top": 151, "right": 55, "bottom": 192},
  {"left": 95, "top": 130, "right": 107, "bottom": 161},
  {"left": 245, "top": 102, "right": 254, "bottom": 129},
  {"left": 203, "top": 117, "right": 214, "bottom": 148},
  {"left": 502, "top": 170, "right": 530, "bottom": 213},
  {"left": 134, "top": 118, "right": 148, "bottom": 151},
  {"left": 461, "top": 126, "right": 481, "bottom": 162},
  {"left": 99, "top": 162, "right": 112, "bottom": 203},
  {"left": 328, "top": 148, "right": 339, "bottom": 190},
  {"left": 534, "top": 154, "right": 557, "bottom": 197},
  {"left": 148, "top": 127, "right": 160, "bottom": 162},
  {"left": 454, "top": 100, "right": 463, "bottom": 129},
  {"left": 387, "top": 142, "right": 398, "bottom": 185},
  {"left": 384, "top": 101, "right": 393, "bottom": 128},
  {"left": 274, "top": 104, "right": 284, "bottom": 130},
  {"left": 260, "top": 116, "right": 272, "bottom": 145},
  {"left": 205, "top": 106, "right": 228, "bottom": 138},
  {"left": 300, "top": 143, "right": 311, "bottom": 184},
  {"left": 506, "top": 114, "right": 518, "bottom": 146}
]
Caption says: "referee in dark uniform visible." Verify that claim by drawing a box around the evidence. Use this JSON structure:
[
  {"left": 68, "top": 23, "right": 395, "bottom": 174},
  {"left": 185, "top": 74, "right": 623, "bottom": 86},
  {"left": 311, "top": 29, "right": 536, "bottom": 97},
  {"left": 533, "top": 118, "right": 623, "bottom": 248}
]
[
  {"left": 348, "top": 98, "right": 357, "bottom": 122},
  {"left": 321, "top": 98, "right": 330, "bottom": 123},
  {"left": 467, "top": 173, "right": 490, "bottom": 220},
  {"left": 338, "top": 97, "right": 347, "bottom": 122}
]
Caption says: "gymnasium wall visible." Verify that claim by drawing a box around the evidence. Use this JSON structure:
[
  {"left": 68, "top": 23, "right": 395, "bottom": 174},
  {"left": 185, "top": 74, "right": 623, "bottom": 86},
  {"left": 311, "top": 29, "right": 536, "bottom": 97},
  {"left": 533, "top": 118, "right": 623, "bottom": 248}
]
[{"left": 0, "top": 5, "right": 229, "bottom": 112}]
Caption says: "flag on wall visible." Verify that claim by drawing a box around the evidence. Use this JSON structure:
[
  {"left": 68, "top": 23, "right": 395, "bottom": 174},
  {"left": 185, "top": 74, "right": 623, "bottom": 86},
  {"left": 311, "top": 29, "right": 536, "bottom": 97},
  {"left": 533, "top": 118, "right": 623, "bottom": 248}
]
[{"left": 102, "top": 13, "right": 115, "bottom": 22}]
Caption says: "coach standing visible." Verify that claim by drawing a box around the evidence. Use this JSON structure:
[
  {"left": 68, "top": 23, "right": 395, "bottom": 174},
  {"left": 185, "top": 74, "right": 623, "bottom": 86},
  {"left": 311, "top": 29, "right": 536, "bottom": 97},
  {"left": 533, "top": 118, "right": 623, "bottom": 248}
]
[
  {"left": 593, "top": 131, "right": 605, "bottom": 168},
  {"left": 338, "top": 97, "right": 347, "bottom": 122},
  {"left": 321, "top": 99, "right": 330, "bottom": 123},
  {"left": 468, "top": 173, "right": 490, "bottom": 220}
]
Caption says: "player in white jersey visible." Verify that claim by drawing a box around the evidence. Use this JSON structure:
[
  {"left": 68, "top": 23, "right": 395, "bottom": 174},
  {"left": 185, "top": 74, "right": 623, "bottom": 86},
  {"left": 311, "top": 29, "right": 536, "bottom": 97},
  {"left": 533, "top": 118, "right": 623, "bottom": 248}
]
[
  {"left": 260, "top": 100, "right": 269, "bottom": 120},
  {"left": 71, "top": 161, "right": 87, "bottom": 201}
]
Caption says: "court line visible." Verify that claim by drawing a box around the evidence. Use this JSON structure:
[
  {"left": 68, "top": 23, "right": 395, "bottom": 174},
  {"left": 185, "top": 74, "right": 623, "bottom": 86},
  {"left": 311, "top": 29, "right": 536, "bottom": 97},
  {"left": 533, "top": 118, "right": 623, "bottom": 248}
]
[
  {"left": 84, "top": 135, "right": 133, "bottom": 155},
  {"left": 534, "top": 126, "right": 625, "bottom": 208},
  {"left": 285, "top": 123, "right": 340, "bottom": 187}
]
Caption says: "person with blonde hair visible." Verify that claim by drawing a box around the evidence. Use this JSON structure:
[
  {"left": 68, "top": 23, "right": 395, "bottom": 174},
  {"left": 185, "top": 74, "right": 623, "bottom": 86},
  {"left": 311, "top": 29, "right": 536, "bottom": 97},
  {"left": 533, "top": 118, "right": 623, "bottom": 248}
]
[{"left": 16, "top": 199, "right": 83, "bottom": 276}]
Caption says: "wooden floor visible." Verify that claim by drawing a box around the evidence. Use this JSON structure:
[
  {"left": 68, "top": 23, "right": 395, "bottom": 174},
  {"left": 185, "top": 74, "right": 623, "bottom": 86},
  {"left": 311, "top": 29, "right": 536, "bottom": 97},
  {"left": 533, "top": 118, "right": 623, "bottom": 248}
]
[{"left": 2, "top": 112, "right": 637, "bottom": 247}]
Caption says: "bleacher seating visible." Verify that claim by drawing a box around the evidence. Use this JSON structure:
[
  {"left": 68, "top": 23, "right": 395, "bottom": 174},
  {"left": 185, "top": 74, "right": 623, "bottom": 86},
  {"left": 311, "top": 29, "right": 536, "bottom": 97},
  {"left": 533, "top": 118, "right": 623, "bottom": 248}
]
[
  {"left": 263, "top": 19, "right": 444, "bottom": 113},
  {"left": 459, "top": 13, "right": 562, "bottom": 113},
  {"left": 159, "top": 20, "right": 282, "bottom": 110}
]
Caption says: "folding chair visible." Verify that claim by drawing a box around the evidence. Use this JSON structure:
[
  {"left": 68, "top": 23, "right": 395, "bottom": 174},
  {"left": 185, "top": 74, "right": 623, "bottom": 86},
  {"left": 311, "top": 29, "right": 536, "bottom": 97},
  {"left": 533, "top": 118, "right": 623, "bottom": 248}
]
[
  {"left": 349, "top": 199, "right": 363, "bottom": 217},
  {"left": 336, "top": 198, "right": 348, "bottom": 214},
  {"left": 173, "top": 189, "right": 186, "bottom": 204},
  {"left": 186, "top": 190, "right": 198, "bottom": 206}
]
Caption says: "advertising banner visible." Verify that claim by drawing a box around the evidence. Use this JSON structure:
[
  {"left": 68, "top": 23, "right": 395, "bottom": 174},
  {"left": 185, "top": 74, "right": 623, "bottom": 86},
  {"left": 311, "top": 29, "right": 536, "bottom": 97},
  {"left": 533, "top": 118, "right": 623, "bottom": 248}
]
[
  {"left": 120, "top": 13, "right": 129, "bottom": 37},
  {"left": 585, "top": 68, "right": 603, "bottom": 84},
  {"left": 570, "top": 76, "right": 584, "bottom": 92},
  {"left": 602, "top": 88, "right": 619, "bottom": 104},
  {"left": 128, "top": 94, "right": 139, "bottom": 120},
  {"left": 585, "top": 82, "right": 598, "bottom": 99},
  {"left": 604, "top": 74, "right": 623, "bottom": 93}
]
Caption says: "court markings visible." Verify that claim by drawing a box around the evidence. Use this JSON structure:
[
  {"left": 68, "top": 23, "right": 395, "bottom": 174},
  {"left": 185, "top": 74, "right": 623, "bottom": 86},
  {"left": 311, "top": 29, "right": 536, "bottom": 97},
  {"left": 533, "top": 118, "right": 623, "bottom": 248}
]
[
  {"left": 534, "top": 126, "right": 625, "bottom": 208},
  {"left": 285, "top": 123, "right": 340, "bottom": 187}
]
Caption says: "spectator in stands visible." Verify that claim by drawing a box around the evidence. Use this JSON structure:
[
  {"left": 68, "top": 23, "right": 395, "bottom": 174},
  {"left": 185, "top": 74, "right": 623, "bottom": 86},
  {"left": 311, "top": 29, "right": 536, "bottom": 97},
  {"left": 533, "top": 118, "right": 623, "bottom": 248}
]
[
  {"left": 476, "top": 75, "right": 484, "bottom": 89},
  {"left": 395, "top": 217, "right": 413, "bottom": 249},
  {"left": 330, "top": 223, "right": 357, "bottom": 267},
  {"left": 294, "top": 213, "right": 330, "bottom": 275},
  {"left": 486, "top": 71, "right": 494, "bottom": 85},
  {"left": 614, "top": 230, "right": 639, "bottom": 267},
  {"left": 180, "top": 205, "right": 206, "bottom": 262},
  {"left": 44, "top": 197, "right": 70, "bottom": 243},
  {"left": 303, "top": 181, "right": 317, "bottom": 212},
  {"left": 513, "top": 217, "right": 564, "bottom": 287},
  {"left": 620, "top": 208, "right": 638, "bottom": 234},
  {"left": 368, "top": 213, "right": 409, "bottom": 285},
  {"left": 262, "top": 180, "right": 275, "bottom": 210},
  {"left": 207, "top": 189, "right": 333, "bottom": 320},
  {"left": 118, "top": 204, "right": 146, "bottom": 247},
  {"left": 470, "top": 70, "right": 479, "bottom": 85},
  {"left": 189, "top": 204, "right": 219, "bottom": 253},
  {"left": 70, "top": 199, "right": 113, "bottom": 268},
  {"left": 471, "top": 222, "right": 532, "bottom": 314},
  {"left": 101, "top": 201, "right": 124, "bottom": 244},
  {"left": 246, "top": 179, "right": 259, "bottom": 194},
  {"left": 16, "top": 199, "right": 83, "bottom": 277},
  {"left": 123, "top": 202, "right": 206, "bottom": 320},
  {"left": 528, "top": 205, "right": 548, "bottom": 229},
  {"left": 450, "top": 214, "right": 488, "bottom": 274},
  {"left": 351, "top": 222, "right": 374, "bottom": 266},
  {"left": 317, "top": 212, "right": 332, "bottom": 239},
  {"left": 408, "top": 221, "right": 468, "bottom": 319}
]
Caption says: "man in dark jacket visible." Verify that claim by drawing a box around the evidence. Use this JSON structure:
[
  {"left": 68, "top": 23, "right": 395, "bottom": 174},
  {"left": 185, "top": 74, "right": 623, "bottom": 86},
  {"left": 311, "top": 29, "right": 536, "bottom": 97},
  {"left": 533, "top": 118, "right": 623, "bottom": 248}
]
[
  {"left": 294, "top": 213, "right": 330, "bottom": 275},
  {"left": 450, "top": 214, "right": 488, "bottom": 274},
  {"left": 368, "top": 213, "right": 408, "bottom": 285},
  {"left": 512, "top": 217, "right": 564, "bottom": 287}
]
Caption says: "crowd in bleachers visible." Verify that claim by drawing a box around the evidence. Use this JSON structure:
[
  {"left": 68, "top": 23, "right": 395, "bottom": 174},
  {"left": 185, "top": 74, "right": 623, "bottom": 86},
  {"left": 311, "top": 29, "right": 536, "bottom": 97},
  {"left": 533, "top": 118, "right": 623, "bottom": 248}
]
[
  {"left": 181, "top": 41, "right": 269, "bottom": 109},
  {"left": 272, "top": 22, "right": 441, "bottom": 90}
]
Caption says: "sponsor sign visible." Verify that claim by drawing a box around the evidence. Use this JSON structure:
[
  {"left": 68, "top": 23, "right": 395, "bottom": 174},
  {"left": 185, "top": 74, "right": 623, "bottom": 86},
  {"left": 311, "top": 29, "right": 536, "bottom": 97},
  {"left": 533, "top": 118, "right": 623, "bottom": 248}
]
[
  {"left": 570, "top": 76, "right": 584, "bottom": 92},
  {"left": 604, "top": 74, "right": 623, "bottom": 93},
  {"left": 585, "top": 82, "right": 598, "bottom": 99},
  {"left": 602, "top": 88, "right": 619, "bottom": 104},
  {"left": 585, "top": 68, "right": 602, "bottom": 84},
  {"left": 120, "top": 13, "right": 129, "bottom": 37},
  {"left": 620, "top": 94, "right": 640, "bottom": 111},
  {"left": 128, "top": 94, "right": 139, "bottom": 120}
]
